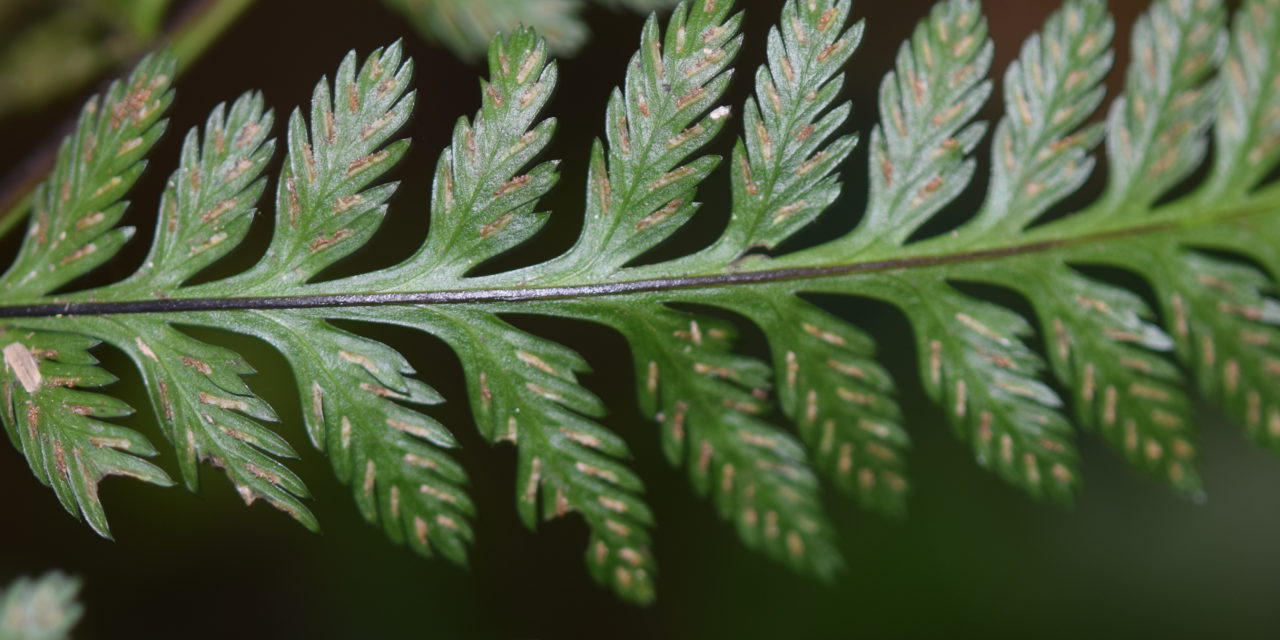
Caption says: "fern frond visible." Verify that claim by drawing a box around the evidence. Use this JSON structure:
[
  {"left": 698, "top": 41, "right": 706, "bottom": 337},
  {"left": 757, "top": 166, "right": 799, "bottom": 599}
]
[
  {"left": 119, "top": 91, "right": 275, "bottom": 293},
  {"left": 1094, "top": 0, "right": 1226, "bottom": 217},
  {"left": 524, "top": 0, "right": 741, "bottom": 278},
  {"left": 834, "top": 0, "right": 992, "bottom": 252},
  {"left": 0, "top": 52, "right": 174, "bottom": 298},
  {"left": 727, "top": 293, "right": 906, "bottom": 515},
  {"left": 970, "top": 0, "right": 1112, "bottom": 235},
  {"left": 379, "top": 28, "right": 560, "bottom": 283},
  {"left": 715, "top": 0, "right": 862, "bottom": 255},
  {"left": 223, "top": 42, "right": 413, "bottom": 291},
  {"left": 572, "top": 298, "right": 842, "bottom": 575},
  {"left": 1204, "top": 0, "right": 1280, "bottom": 200},
  {"left": 230, "top": 310, "right": 472, "bottom": 562},
  {"left": 1, "top": 330, "right": 171, "bottom": 537},
  {"left": 4, "top": 0, "right": 1280, "bottom": 607},
  {"left": 368, "top": 305, "right": 658, "bottom": 601}
]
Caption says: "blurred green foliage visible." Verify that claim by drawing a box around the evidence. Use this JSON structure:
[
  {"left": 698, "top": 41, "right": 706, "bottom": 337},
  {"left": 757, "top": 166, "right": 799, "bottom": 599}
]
[
  {"left": 0, "top": 572, "right": 82, "bottom": 640},
  {"left": 0, "top": 0, "right": 170, "bottom": 120},
  {"left": 0, "top": 0, "right": 679, "bottom": 127},
  {"left": 380, "top": 0, "right": 680, "bottom": 58}
]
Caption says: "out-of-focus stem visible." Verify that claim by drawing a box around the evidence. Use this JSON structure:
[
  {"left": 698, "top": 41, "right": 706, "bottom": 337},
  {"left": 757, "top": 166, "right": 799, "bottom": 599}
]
[{"left": 0, "top": 0, "right": 259, "bottom": 240}]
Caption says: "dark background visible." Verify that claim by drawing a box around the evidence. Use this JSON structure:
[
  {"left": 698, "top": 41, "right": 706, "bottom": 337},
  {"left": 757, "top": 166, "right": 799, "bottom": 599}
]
[{"left": 3, "top": 0, "right": 1280, "bottom": 638}]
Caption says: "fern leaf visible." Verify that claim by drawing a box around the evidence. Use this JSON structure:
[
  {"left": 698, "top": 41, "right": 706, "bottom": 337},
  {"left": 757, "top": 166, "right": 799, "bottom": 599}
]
[
  {"left": 828, "top": 0, "right": 991, "bottom": 253},
  {"left": 571, "top": 298, "right": 841, "bottom": 575},
  {"left": 48, "top": 91, "right": 314, "bottom": 520},
  {"left": 938, "top": 0, "right": 1198, "bottom": 491},
  {"left": 1150, "top": 252, "right": 1280, "bottom": 453},
  {"left": 1204, "top": 0, "right": 1280, "bottom": 199},
  {"left": 660, "top": 0, "right": 910, "bottom": 515},
  {"left": 9, "top": 85, "right": 317, "bottom": 528},
  {"left": 228, "top": 310, "right": 472, "bottom": 562},
  {"left": 724, "top": 294, "right": 907, "bottom": 515},
  {"left": 0, "top": 52, "right": 174, "bottom": 298},
  {"left": 796, "top": 0, "right": 1077, "bottom": 498},
  {"left": 969, "top": 0, "right": 1112, "bottom": 236},
  {"left": 98, "top": 316, "right": 316, "bottom": 526},
  {"left": 378, "top": 28, "right": 560, "bottom": 282},
  {"left": 1, "top": 330, "right": 171, "bottom": 537},
  {"left": 517, "top": 0, "right": 846, "bottom": 575},
  {"left": 5, "top": 0, "right": 1280, "bottom": 608},
  {"left": 713, "top": 0, "right": 862, "bottom": 256},
  {"left": 991, "top": 258, "right": 1198, "bottom": 490},
  {"left": 1091, "top": 0, "right": 1226, "bottom": 217},
  {"left": 218, "top": 42, "right": 413, "bottom": 291},
  {"left": 905, "top": 279, "right": 1080, "bottom": 499},
  {"left": 121, "top": 91, "right": 275, "bottom": 292},
  {"left": 363, "top": 305, "right": 657, "bottom": 601},
  {"left": 527, "top": 0, "right": 741, "bottom": 278}
]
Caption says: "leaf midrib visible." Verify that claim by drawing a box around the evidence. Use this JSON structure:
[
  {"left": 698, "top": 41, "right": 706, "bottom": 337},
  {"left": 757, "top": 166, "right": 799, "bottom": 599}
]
[{"left": 0, "top": 193, "right": 1274, "bottom": 319}]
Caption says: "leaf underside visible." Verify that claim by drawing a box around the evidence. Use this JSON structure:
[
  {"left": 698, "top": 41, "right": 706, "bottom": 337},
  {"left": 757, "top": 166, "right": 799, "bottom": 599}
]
[{"left": 2, "top": 0, "right": 1280, "bottom": 605}]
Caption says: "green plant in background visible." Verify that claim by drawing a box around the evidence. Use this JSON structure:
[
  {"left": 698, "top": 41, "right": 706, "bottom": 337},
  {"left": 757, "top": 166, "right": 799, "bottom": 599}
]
[
  {"left": 1, "top": 0, "right": 1278, "bottom": 606},
  {"left": 0, "top": 573, "right": 82, "bottom": 640},
  {"left": 0, "top": 0, "right": 172, "bottom": 119},
  {"left": 383, "top": 0, "right": 681, "bottom": 58},
  {"left": 0, "top": 0, "right": 673, "bottom": 123}
]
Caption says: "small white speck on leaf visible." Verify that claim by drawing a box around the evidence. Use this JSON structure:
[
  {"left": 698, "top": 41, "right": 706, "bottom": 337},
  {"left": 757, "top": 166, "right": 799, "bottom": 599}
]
[{"left": 4, "top": 342, "right": 42, "bottom": 393}]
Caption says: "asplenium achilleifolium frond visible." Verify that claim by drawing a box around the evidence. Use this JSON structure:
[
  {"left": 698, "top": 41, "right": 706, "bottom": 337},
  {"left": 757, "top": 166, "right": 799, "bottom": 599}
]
[{"left": 1, "top": 0, "right": 1279, "bottom": 605}]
